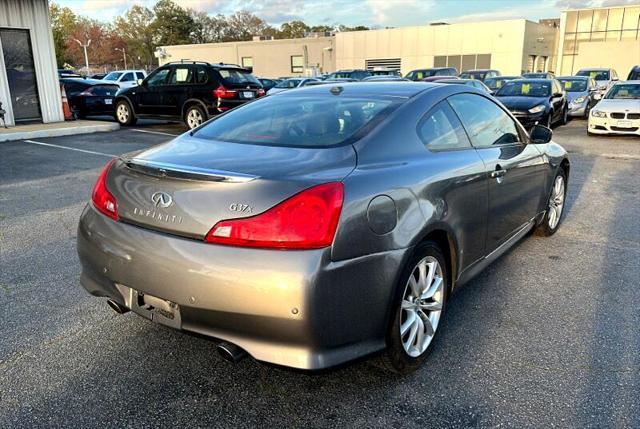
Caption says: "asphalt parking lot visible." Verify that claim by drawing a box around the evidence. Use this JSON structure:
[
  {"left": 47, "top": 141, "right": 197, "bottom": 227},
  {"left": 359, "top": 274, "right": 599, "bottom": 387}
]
[{"left": 1, "top": 118, "right": 638, "bottom": 428}]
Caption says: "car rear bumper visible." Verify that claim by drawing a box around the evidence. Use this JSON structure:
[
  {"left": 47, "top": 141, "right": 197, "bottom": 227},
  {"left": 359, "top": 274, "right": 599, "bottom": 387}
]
[
  {"left": 77, "top": 204, "right": 407, "bottom": 370},
  {"left": 588, "top": 116, "right": 640, "bottom": 135}
]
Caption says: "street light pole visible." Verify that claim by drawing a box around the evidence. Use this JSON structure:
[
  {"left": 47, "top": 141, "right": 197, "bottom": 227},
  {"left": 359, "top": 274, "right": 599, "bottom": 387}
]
[
  {"left": 74, "top": 38, "right": 91, "bottom": 72},
  {"left": 115, "top": 47, "right": 127, "bottom": 69}
]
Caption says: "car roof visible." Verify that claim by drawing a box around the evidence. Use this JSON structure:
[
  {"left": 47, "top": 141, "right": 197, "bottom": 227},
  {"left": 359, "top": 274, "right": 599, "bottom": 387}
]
[
  {"left": 557, "top": 75, "right": 588, "bottom": 80},
  {"left": 578, "top": 68, "right": 609, "bottom": 71},
  {"left": 462, "top": 69, "right": 492, "bottom": 72},
  {"left": 276, "top": 81, "right": 437, "bottom": 98},
  {"left": 510, "top": 78, "right": 553, "bottom": 83}
]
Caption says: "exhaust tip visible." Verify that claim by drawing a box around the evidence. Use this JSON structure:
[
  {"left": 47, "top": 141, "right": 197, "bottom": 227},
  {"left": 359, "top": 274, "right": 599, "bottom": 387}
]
[
  {"left": 217, "top": 342, "right": 247, "bottom": 363},
  {"left": 107, "top": 299, "right": 130, "bottom": 314}
]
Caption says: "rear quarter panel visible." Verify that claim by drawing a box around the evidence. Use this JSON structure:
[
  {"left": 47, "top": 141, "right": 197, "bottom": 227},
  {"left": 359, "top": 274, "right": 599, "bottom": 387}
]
[{"left": 333, "top": 86, "right": 489, "bottom": 276}]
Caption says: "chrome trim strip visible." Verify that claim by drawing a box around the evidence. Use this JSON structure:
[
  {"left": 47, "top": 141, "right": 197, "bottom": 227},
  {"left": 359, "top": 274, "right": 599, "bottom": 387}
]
[{"left": 125, "top": 158, "right": 259, "bottom": 183}]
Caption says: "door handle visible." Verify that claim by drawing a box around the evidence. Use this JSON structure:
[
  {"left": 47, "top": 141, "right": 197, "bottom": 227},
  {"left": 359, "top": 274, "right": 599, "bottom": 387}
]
[{"left": 490, "top": 166, "right": 507, "bottom": 178}]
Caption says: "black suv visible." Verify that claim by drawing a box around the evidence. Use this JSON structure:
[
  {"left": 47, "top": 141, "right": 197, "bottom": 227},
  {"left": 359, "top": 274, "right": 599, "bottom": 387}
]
[
  {"left": 327, "top": 69, "right": 372, "bottom": 80},
  {"left": 114, "top": 61, "right": 265, "bottom": 129}
]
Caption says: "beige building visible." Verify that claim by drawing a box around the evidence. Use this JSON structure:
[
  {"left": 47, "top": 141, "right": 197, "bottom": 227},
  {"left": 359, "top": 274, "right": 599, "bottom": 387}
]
[
  {"left": 336, "top": 19, "right": 558, "bottom": 76},
  {"left": 556, "top": 5, "right": 640, "bottom": 77},
  {"left": 158, "top": 36, "right": 335, "bottom": 78},
  {"left": 159, "top": 19, "right": 557, "bottom": 78}
]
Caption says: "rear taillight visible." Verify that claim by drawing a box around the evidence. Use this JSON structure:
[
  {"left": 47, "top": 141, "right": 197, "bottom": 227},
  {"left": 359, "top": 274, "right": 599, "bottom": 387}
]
[
  {"left": 257, "top": 88, "right": 265, "bottom": 97},
  {"left": 213, "top": 85, "right": 237, "bottom": 99},
  {"left": 205, "top": 182, "right": 344, "bottom": 249},
  {"left": 92, "top": 159, "right": 118, "bottom": 221},
  {"left": 79, "top": 89, "right": 92, "bottom": 96}
]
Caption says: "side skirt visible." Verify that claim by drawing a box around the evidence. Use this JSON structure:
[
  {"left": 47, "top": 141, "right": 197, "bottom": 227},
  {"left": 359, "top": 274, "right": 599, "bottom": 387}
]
[{"left": 455, "top": 219, "right": 536, "bottom": 288}]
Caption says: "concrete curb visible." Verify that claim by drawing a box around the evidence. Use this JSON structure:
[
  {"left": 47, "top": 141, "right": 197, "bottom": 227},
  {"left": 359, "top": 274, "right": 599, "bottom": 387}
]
[{"left": 0, "top": 122, "right": 120, "bottom": 142}]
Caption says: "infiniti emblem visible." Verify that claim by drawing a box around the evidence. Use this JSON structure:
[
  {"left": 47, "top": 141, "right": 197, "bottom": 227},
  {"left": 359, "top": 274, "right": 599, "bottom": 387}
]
[{"left": 151, "top": 191, "right": 173, "bottom": 208}]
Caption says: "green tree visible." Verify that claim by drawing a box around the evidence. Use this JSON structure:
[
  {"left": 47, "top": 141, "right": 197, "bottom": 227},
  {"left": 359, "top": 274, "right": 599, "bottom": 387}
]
[
  {"left": 151, "top": 0, "right": 195, "bottom": 46},
  {"left": 225, "top": 10, "right": 270, "bottom": 41},
  {"left": 310, "top": 25, "right": 335, "bottom": 34},
  {"left": 279, "top": 20, "right": 310, "bottom": 39},
  {"left": 114, "top": 5, "right": 156, "bottom": 69},
  {"left": 49, "top": 2, "right": 78, "bottom": 67},
  {"left": 189, "top": 10, "right": 230, "bottom": 43}
]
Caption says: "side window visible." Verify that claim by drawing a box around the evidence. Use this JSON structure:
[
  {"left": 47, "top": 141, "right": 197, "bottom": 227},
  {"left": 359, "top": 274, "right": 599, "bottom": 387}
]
[
  {"left": 194, "top": 66, "right": 208, "bottom": 84},
  {"left": 417, "top": 101, "right": 472, "bottom": 151},
  {"left": 64, "top": 82, "right": 85, "bottom": 95},
  {"left": 168, "top": 66, "right": 192, "bottom": 84},
  {"left": 448, "top": 93, "right": 521, "bottom": 147},
  {"left": 146, "top": 68, "right": 170, "bottom": 87},
  {"left": 121, "top": 72, "right": 134, "bottom": 82},
  {"left": 136, "top": 72, "right": 145, "bottom": 80}
]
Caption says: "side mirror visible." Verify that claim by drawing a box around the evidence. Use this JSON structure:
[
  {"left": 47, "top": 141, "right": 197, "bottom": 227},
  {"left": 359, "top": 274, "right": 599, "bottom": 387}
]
[
  {"left": 553, "top": 92, "right": 563, "bottom": 98},
  {"left": 530, "top": 124, "right": 552, "bottom": 144},
  {"left": 612, "top": 76, "right": 619, "bottom": 81},
  {"left": 593, "top": 93, "right": 602, "bottom": 101},
  {"left": 136, "top": 78, "right": 144, "bottom": 86}
]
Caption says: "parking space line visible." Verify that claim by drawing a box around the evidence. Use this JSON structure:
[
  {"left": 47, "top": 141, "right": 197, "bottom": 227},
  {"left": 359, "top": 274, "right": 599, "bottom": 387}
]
[
  {"left": 23, "top": 140, "right": 117, "bottom": 158},
  {"left": 132, "top": 129, "right": 180, "bottom": 137}
]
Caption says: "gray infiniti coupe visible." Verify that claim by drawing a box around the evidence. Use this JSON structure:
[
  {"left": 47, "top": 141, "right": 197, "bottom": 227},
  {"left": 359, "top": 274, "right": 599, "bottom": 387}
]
[{"left": 77, "top": 82, "right": 569, "bottom": 373}]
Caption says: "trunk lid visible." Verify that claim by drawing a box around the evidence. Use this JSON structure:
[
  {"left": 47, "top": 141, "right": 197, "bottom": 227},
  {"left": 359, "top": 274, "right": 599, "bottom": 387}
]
[{"left": 108, "top": 134, "right": 356, "bottom": 238}]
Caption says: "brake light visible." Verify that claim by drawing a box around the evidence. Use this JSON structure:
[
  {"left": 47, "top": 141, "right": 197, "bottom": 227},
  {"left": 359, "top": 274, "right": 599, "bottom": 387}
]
[
  {"left": 92, "top": 159, "right": 118, "bottom": 221},
  {"left": 214, "top": 85, "right": 237, "bottom": 99},
  {"left": 79, "top": 89, "right": 92, "bottom": 96},
  {"left": 205, "top": 182, "right": 344, "bottom": 249},
  {"left": 257, "top": 88, "right": 265, "bottom": 97}
]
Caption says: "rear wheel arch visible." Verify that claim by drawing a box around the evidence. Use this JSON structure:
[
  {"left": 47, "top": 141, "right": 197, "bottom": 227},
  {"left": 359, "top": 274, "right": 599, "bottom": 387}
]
[
  {"left": 182, "top": 99, "right": 209, "bottom": 119},
  {"left": 414, "top": 227, "right": 458, "bottom": 293},
  {"left": 115, "top": 96, "right": 136, "bottom": 116}
]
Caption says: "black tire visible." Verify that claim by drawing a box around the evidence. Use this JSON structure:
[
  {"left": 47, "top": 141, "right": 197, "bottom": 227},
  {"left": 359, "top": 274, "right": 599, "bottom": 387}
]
[
  {"left": 535, "top": 168, "right": 567, "bottom": 237},
  {"left": 114, "top": 100, "right": 137, "bottom": 126},
  {"left": 561, "top": 105, "right": 568, "bottom": 125},
  {"left": 545, "top": 112, "right": 553, "bottom": 128},
  {"left": 377, "top": 241, "right": 448, "bottom": 374},
  {"left": 184, "top": 104, "right": 207, "bottom": 130}
]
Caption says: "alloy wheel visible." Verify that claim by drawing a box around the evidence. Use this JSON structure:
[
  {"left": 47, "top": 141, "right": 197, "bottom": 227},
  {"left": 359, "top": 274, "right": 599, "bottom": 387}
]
[
  {"left": 116, "top": 103, "right": 129, "bottom": 123},
  {"left": 187, "top": 108, "right": 203, "bottom": 129},
  {"left": 400, "top": 256, "right": 444, "bottom": 358},
  {"left": 548, "top": 175, "right": 565, "bottom": 229}
]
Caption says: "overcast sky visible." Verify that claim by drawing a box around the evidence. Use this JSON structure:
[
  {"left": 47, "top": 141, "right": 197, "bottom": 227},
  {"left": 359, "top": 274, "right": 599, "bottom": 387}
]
[{"left": 56, "top": 0, "right": 639, "bottom": 27}]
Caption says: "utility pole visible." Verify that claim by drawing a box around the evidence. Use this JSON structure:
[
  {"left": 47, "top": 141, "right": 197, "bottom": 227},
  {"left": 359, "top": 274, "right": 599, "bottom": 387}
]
[
  {"left": 115, "top": 47, "right": 127, "bottom": 69},
  {"left": 73, "top": 38, "right": 91, "bottom": 72}
]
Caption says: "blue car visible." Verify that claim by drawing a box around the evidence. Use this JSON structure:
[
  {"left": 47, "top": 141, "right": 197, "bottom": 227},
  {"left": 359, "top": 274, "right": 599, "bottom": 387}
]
[{"left": 557, "top": 76, "right": 599, "bottom": 118}]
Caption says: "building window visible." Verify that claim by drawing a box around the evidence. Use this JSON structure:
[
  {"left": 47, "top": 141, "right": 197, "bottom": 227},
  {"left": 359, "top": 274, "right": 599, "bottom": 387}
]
[
  {"left": 241, "top": 57, "right": 253, "bottom": 70},
  {"left": 434, "top": 56, "right": 447, "bottom": 67},
  {"left": 561, "top": 6, "right": 640, "bottom": 74},
  {"left": 291, "top": 55, "right": 304, "bottom": 73}
]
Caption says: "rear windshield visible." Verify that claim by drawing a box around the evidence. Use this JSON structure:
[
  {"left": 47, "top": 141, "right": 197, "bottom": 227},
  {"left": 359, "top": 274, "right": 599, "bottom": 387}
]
[
  {"left": 193, "top": 95, "right": 398, "bottom": 148},
  {"left": 104, "top": 72, "right": 123, "bottom": 81},
  {"left": 577, "top": 70, "right": 609, "bottom": 81},
  {"left": 218, "top": 69, "right": 260, "bottom": 85},
  {"left": 275, "top": 79, "right": 302, "bottom": 88},
  {"left": 496, "top": 81, "right": 550, "bottom": 97},
  {"left": 558, "top": 79, "right": 587, "bottom": 92},
  {"left": 90, "top": 85, "right": 119, "bottom": 96},
  {"left": 459, "top": 72, "right": 485, "bottom": 80}
]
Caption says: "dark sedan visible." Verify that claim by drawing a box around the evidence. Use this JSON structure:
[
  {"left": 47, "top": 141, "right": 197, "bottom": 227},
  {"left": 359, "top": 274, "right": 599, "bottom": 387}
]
[
  {"left": 494, "top": 79, "right": 568, "bottom": 129},
  {"left": 258, "top": 78, "right": 280, "bottom": 91},
  {"left": 77, "top": 82, "right": 569, "bottom": 374},
  {"left": 60, "top": 78, "right": 119, "bottom": 118}
]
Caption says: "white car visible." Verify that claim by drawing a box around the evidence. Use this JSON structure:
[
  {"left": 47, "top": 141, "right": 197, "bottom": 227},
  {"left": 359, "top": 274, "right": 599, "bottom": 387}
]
[
  {"left": 102, "top": 70, "right": 147, "bottom": 89},
  {"left": 588, "top": 81, "right": 640, "bottom": 136},
  {"left": 266, "top": 77, "right": 319, "bottom": 95}
]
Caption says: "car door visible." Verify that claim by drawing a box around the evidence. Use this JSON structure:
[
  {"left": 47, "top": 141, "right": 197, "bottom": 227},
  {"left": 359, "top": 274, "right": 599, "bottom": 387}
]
[
  {"left": 448, "top": 93, "right": 547, "bottom": 253},
  {"left": 162, "top": 65, "right": 193, "bottom": 117},
  {"left": 119, "top": 72, "right": 135, "bottom": 88},
  {"left": 137, "top": 67, "right": 171, "bottom": 116},
  {"left": 550, "top": 80, "right": 564, "bottom": 122},
  {"left": 416, "top": 100, "right": 489, "bottom": 269}
]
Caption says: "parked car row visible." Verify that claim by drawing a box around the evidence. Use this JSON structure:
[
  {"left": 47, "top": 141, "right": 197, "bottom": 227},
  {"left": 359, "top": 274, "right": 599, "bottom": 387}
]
[{"left": 58, "top": 61, "right": 640, "bottom": 135}]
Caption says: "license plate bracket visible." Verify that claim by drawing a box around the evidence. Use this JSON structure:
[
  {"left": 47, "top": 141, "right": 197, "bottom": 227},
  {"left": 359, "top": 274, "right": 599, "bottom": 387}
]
[
  {"left": 105, "top": 98, "right": 113, "bottom": 105},
  {"left": 115, "top": 284, "right": 181, "bottom": 329},
  {"left": 242, "top": 91, "right": 254, "bottom": 99},
  {"left": 616, "top": 119, "right": 632, "bottom": 128}
]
